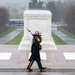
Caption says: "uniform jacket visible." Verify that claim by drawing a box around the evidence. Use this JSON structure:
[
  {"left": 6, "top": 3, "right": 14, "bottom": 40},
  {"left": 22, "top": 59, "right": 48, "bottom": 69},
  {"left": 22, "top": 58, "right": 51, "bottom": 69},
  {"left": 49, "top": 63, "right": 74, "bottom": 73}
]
[{"left": 29, "top": 38, "right": 41, "bottom": 61}]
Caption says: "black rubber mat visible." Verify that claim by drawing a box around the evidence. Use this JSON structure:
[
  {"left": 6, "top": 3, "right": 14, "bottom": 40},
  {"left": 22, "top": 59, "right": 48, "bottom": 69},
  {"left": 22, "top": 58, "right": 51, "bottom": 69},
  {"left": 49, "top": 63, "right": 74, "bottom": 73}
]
[{"left": 0, "top": 68, "right": 75, "bottom": 72}]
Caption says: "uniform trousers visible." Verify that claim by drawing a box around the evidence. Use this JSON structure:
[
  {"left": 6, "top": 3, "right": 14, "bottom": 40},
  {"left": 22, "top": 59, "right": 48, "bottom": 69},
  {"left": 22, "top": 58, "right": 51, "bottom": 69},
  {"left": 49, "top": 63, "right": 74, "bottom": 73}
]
[{"left": 27, "top": 59, "right": 42, "bottom": 69}]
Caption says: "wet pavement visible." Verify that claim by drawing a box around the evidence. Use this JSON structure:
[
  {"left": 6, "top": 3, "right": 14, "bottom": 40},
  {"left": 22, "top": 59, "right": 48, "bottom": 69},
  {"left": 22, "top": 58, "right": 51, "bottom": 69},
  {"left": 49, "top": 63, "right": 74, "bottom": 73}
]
[
  {"left": 0, "top": 28, "right": 23, "bottom": 44},
  {"left": 0, "top": 45, "right": 75, "bottom": 75},
  {"left": 52, "top": 30, "right": 75, "bottom": 45}
]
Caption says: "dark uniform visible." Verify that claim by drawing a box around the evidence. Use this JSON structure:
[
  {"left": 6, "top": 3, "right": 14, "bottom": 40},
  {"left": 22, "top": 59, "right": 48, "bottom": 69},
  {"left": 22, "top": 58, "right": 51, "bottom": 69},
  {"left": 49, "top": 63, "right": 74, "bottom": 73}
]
[
  {"left": 29, "top": 38, "right": 41, "bottom": 61},
  {"left": 27, "top": 31, "right": 46, "bottom": 72}
]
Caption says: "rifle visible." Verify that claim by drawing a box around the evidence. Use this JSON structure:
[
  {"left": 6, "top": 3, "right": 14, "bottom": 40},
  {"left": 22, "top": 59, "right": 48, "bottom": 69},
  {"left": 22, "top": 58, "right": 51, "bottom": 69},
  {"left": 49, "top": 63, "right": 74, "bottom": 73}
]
[
  {"left": 26, "top": 28, "right": 42, "bottom": 50},
  {"left": 26, "top": 28, "right": 33, "bottom": 36},
  {"left": 26, "top": 28, "right": 41, "bottom": 42}
]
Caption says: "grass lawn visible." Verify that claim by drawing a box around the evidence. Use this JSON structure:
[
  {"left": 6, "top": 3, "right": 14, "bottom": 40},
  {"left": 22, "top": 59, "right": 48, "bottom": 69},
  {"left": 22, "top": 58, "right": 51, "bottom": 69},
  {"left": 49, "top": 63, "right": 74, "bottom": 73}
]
[
  {"left": 6, "top": 32, "right": 23, "bottom": 44},
  {"left": 58, "top": 28, "right": 75, "bottom": 39},
  {"left": 7, "top": 31, "right": 67, "bottom": 45},
  {"left": 52, "top": 32, "right": 67, "bottom": 45},
  {"left": 0, "top": 27, "right": 16, "bottom": 38}
]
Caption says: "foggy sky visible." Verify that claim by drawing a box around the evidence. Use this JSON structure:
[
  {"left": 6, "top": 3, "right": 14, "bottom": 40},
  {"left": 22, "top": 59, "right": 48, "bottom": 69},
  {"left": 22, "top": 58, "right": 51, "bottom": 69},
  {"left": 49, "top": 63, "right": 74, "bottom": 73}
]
[
  {"left": 0, "top": 0, "right": 74, "bottom": 10},
  {"left": 0, "top": 0, "right": 66, "bottom": 7}
]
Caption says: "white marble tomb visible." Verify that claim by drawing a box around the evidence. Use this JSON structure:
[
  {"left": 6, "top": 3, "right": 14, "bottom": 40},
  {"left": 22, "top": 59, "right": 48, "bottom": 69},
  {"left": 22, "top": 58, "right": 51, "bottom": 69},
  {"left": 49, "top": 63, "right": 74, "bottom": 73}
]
[{"left": 18, "top": 10, "right": 57, "bottom": 50}]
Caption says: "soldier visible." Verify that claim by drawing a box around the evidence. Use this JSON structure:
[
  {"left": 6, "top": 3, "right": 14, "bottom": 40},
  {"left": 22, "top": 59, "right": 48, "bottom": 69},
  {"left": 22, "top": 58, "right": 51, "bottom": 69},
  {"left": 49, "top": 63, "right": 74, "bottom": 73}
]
[{"left": 26, "top": 31, "right": 46, "bottom": 72}]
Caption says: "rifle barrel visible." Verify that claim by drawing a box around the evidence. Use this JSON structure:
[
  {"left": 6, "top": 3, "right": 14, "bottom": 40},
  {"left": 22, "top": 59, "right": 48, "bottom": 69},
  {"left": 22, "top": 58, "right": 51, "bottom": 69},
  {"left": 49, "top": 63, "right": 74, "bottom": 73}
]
[{"left": 26, "top": 28, "right": 33, "bottom": 36}]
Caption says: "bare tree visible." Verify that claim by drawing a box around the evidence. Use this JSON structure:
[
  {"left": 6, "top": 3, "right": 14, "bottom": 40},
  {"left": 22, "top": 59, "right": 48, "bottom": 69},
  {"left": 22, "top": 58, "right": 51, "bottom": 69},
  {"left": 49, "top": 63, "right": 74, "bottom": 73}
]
[
  {"left": 0, "top": 7, "right": 9, "bottom": 26},
  {"left": 63, "top": 5, "right": 75, "bottom": 34}
]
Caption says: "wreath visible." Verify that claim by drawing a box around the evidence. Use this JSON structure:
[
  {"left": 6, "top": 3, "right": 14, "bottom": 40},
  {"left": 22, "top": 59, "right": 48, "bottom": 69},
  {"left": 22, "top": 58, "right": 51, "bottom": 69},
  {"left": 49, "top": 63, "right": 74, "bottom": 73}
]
[{"left": 38, "top": 36, "right": 42, "bottom": 43}]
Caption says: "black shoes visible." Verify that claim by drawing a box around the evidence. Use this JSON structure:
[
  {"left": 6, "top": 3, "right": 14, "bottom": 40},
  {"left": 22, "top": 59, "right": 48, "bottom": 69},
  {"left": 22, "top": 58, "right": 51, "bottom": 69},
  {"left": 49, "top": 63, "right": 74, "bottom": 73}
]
[
  {"left": 40, "top": 67, "right": 46, "bottom": 72},
  {"left": 41, "top": 67, "right": 46, "bottom": 69},
  {"left": 27, "top": 67, "right": 33, "bottom": 72},
  {"left": 27, "top": 67, "right": 46, "bottom": 72}
]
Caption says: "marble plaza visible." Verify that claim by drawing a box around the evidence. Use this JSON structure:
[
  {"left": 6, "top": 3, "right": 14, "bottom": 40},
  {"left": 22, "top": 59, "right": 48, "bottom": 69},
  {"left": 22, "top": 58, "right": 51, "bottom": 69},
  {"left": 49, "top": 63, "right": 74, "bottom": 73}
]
[{"left": 0, "top": 45, "right": 75, "bottom": 75}]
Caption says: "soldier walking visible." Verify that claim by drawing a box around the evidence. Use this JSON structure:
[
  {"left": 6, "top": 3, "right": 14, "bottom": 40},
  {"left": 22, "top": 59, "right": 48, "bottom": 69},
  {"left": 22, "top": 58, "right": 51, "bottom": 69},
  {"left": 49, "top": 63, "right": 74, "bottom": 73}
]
[{"left": 26, "top": 31, "right": 46, "bottom": 72}]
